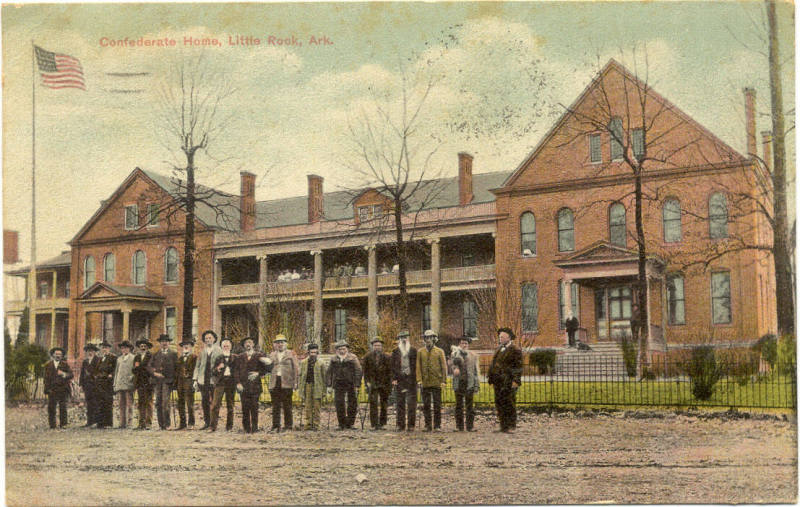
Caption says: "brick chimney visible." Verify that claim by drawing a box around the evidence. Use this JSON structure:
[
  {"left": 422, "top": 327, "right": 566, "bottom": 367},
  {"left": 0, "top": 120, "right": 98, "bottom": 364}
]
[
  {"left": 761, "top": 131, "right": 772, "bottom": 172},
  {"left": 744, "top": 88, "right": 757, "bottom": 157},
  {"left": 240, "top": 171, "right": 256, "bottom": 232},
  {"left": 308, "top": 174, "right": 324, "bottom": 223},
  {"left": 3, "top": 230, "right": 18, "bottom": 264},
  {"left": 458, "top": 152, "right": 474, "bottom": 206}
]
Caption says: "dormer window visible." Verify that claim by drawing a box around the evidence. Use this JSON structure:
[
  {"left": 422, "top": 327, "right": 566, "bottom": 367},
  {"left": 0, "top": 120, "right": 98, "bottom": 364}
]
[{"left": 358, "top": 205, "right": 383, "bottom": 222}]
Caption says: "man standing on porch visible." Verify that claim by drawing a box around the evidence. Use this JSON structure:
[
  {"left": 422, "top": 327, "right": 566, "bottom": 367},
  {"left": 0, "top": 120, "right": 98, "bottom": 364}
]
[
  {"left": 565, "top": 312, "right": 579, "bottom": 348},
  {"left": 488, "top": 327, "right": 522, "bottom": 433}
]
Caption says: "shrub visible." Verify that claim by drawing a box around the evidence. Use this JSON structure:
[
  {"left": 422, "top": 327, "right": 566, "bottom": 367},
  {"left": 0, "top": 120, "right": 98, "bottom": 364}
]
[
  {"left": 684, "top": 346, "right": 722, "bottom": 401},
  {"left": 619, "top": 335, "right": 637, "bottom": 378},
  {"left": 529, "top": 349, "right": 556, "bottom": 374},
  {"left": 717, "top": 347, "right": 759, "bottom": 386},
  {"left": 776, "top": 334, "right": 796, "bottom": 377},
  {"left": 752, "top": 333, "right": 778, "bottom": 367},
  {"left": 5, "top": 341, "right": 49, "bottom": 402}
]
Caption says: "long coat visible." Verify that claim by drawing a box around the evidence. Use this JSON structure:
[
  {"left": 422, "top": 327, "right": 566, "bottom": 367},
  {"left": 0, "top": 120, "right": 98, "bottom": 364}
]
[
  {"left": 326, "top": 352, "right": 362, "bottom": 390},
  {"left": 132, "top": 351, "right": 152, "bottom": 389},
  {"left": 44, "top": 360, "right": 74, "bottom": 395},
  {"left": 113, "top": 353, "right": 136, "bottom": 392},
  {"left": 268, "top": 349, "right": 300, "bottom": 390},
  {"left": 193, "top": 345, "right": 223, "bottom": 386},
  {"left": 390, "top": 347, "right": 417, "bottom": 389},
  {"left": 148, "top": 349, "right": 178, "bottom": 386},
  {"left": 297, "top": 356, "right": 328, "bottom": 401},
  {"left": 235, "top": 351, "right": 271, "bottom": 395},
  {"left": 487, "top": 344, "right": 523, "bottom": 391},
  {"left": 212, "top": 353, "right": 238, "bottom": 386},
  {"left": 451, "top": 349, "right": 480, "bottom": 393},
  {"left": 416, "top": 345, "right": 447, "bottom": 388},
  {"left": 362, "top": 351, "right": 392, "bottom": 390},
  {"left": 95, "top": 354, "right": 117, "bottom": 393},
  {"left": 79, "top": 356, "right": 99, "bottom": 390},
  {"left": 174, "top": 352, "right": 198, "bottom": 392}
]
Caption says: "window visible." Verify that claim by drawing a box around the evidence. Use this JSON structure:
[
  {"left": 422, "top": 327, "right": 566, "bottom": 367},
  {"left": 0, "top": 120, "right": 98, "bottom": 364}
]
[
  {"left": 103, "top": 253, "right": 115, "bottom": 282},
  {"left": 422, "top": 304, "right": 431, "bottom": 333},
  {"left": 609, "top": 118, "right": 624, "bottom": 160},
  {"left": 191, "top": 307, "right": 198, "bottom": 340},
  {"left": 520, "top": 212, "right": 536, "bottom": 256},
  {"left": 711, "top": 272, "right": 732, "bottom": 324},
  {"left": 558, "top": 281, "right": 579, "bottom": 329},
  {"left": 124, "top": 204, "right": 139, "bottom": 230},
  {"left": 521, "top": 283, "right": 538, "bottom": 333},
  {"left": 132, "top": 250, "right": 146, "bottom": 285},
  {"left": 358, "top": 205, "right": 384, "bottom": 222},
  {"left": 38, "top": 280, "right": 50, "bottom": 299},
  {"left": 165, "top": 247, "right": 178, "bottom": 283},
  {"left": 557, "top": 208, "right": 575, "bottom": 252},
  {"left": 102, "top": 312, "right": 114, "bottom": 342},
  {"left": 165, "top": 307, "right": 177, "bottom": 341},
  {"left": 358, "top": 207, "right": 369, "bottom": 222},
  {"left": 663, "top": 199, "right": 682, "bottom": 243},
  {"left": 667, "top": 274, "right": 686, "bottom": 325},
  {"left": 609, "top": 287, "right": 632, "bottom": 320},
  {"left": 64, "top": 279, "right": 70, "bottom": 298},
  {"left": 594, "top": 288, "right": 607, "bottom": 321},
  {"left": 709, "top": 192, "right": 728, "bottom": 239},
  {"left": 609, "top": 203, "right": 626, "bottom": 247},
  {"left": 84, "top": 256, "right": 95, "bottom": 289},
  {"left": 335, "top": 308, "right": 348, "bottom": 342},
  {"left": 590, "top": 134, "right": 602, "bottom": 163},
  {"left": 632, "top": 128, "right": 644, "bottom": 159},
  {"left": 148, "top": 204, "right": 159, "bottom": 226},
  {"left": 463, "top": 299, "right": 477, "bottom": 338}
]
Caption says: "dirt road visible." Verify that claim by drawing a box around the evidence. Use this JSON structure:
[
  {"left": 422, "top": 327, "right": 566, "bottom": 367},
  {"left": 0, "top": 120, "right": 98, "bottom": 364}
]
[{"left": 5, "top": 404, "right": 797, "bottom": 505}]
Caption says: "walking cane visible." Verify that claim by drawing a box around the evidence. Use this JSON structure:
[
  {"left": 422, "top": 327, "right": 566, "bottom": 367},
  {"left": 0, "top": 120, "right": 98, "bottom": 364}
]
[
  {"left": 326, "top": 389, "right": 333, "bottom": 431},
  {"left": 359, "top": 384, "right": 369, "bottom": 430},
  {"left": 170, "top": 385, "right": 177, "bottom": 429}
]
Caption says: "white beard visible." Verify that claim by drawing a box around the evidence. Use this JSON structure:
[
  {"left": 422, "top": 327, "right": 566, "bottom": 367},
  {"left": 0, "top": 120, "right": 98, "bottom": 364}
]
[{"left": 398, "top": 341, "right": 410, "bottom": 356}]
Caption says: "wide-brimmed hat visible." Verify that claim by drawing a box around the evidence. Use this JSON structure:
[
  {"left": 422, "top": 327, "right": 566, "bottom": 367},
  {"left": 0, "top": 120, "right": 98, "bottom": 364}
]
[
  {"left": 100, "top": 341, "right": 113, "bottom": 348},
  {"left": 135, "top": 338, "right": 152, "bottom": 348},
  {"left": 370, "top": 336, "right": 384, "bottom": 344},
  {"left": 83, "top": 343, "right": 99, "bottom": 352},
  {"left": 49, "top": 347, "right": 65, "bottom": 356},
  {"left": 201, "top": 330, "right": 218, "bottom": 343},
  {"left": 118, "top": 340, "right": 133, "bottom": 350},
  {"left": 219, "top": 337, "right": 233, "bottom": 346},
  {"left": 179, "top": 338, "right": 195, "bottom": 347},
  {"left": 396, "top": 330, "right": 410, "bottom": 339},
  {"left": 334, "top": 340, "right": 349, "bottom": 349},
  {"left": 423, "top": 329, "right": 438, "bottom": 340},
  {"left": 240, "top": 336, "right": 257, "bottom": 347},
  {"left": 497, "top": 327, "right": 516, "bottom": 340},
  {"left": 273, "top": 334, "right": 287, "bottom": 343},
  {"left": 306, "top": 342, "right": 319, "bottom": 351}
]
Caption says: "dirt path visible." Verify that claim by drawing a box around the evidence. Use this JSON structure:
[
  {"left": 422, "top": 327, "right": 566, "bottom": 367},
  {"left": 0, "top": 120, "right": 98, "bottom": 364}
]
[{"left": 5, "top": 404, "right": 797, "bottom": 505}]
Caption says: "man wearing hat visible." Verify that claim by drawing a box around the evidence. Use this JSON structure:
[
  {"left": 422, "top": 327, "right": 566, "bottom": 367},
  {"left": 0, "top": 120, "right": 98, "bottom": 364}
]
[
  {"left": 390, "top": 330, "right": 418, "bottom": 431},
  {"left": 43, "top": 347, "right": 74, "bottom": 429},
  {"left": 267, "top": 334, "right": 299, "bottom": 432},
  {"left": 79, "top": 343, "right": 100, "bottom": 427},
  {"left": 451, "top": 336, "right": 480, "bottom": 432},
  {"left": 362, "top": 337, "right": 391, "bottom": 430},
  {"left": 175, "top": 338, "right": 198, "bottom": 430},
  {"left": 210, "top": 336, "right": 238, "bottom": 431},
  {"left": 488, "top": 327, "right": 523, "bottom": 433},
  {"left": 133, "top": 338, "right": 154, "bottom": 429},
  {"left": 235, "top": 336, "right": 271, "bottom": 433},
  {"left": 297, "top": 342, "right": 328, "bottom": 431},
  {"left": 94, "top": 341, "right": 117, "bottom": 429},
  {"left": 416, "top": 329, "right": 447, "bottom": 432},
  {"left": 192, "top": 330, "right": 223, "bottom": 429},
  {"left": 325, "top": 341, "right": 362, "bottom": 430},
  {"left": 148, "top": 334, "right": 178, "bottom": 430},
  {"left": 113, "top": 341, "right": 136, "bottom": 429}
]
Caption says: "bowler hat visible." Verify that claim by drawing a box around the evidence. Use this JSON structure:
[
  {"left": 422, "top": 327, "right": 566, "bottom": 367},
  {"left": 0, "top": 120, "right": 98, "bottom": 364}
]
[
  {"left": 396, "top": 330, "right": 410, "bottom": 339},
  {"left": 179, "top": 338, "right": 195, "bottom": 347},
  {"left": 240, "top": 336, "right": 257, "bottom": 347},
  {"left": 273, "top": 334, "right": 287, "bottom": 343},
  {"left": 83, "top": 343, "right": 99, "bottom": 352},
  {"left": 157, "top": 334, "right": 172, "bottom": 343},
  {"left": 306, "top": 342, "right": 319, "bottom": 351},
  {"left": 201, "top": 330, "right": 218, "bottom": 343},
  {"left": 423, "top": 329, "right": 438, "bottom": 339},
  {"left": 497, "top": 327, "right": 516, "bottom": 340},
  {"left": 370, "top": 336, "right": 384, "bottom": 344},
  {"left": 118, "top": 340, "right": 133, "bottom": 350},
  {"left": 49, "top": 346, "right": 65, "bottom": 356},
  {"left": 100, "top": 341, "right": 112, "bottom": 348},
  {"left": 334, "top": 340, "right": 349, "bottom": 349},
  {"left": 135, "top": 338, "right": 152, "bottom": 348}
]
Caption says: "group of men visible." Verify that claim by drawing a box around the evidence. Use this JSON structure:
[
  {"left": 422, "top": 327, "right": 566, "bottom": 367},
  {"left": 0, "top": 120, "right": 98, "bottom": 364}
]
[{"left": 43, "top": 326, "right": 523, "bottom": 434}]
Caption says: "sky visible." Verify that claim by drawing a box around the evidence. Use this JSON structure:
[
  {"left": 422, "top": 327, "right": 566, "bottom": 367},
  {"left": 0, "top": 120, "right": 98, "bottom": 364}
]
[{"left": 2, "top": 1, "right": 795, "bottom": 262}]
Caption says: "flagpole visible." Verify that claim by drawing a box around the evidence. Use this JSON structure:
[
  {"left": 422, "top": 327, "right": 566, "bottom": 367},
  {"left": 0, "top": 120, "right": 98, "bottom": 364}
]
[{"left": 28, "top": 40, "right": 37, "bottom": 346}]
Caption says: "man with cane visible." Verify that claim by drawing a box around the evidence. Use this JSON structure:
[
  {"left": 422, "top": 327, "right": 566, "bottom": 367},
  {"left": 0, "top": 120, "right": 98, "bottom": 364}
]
[
  {"left": 235, "top": 336, "right": 271, "bottom": 433},
  {"left": 325, "top": 341, "right": 362, "bottom": 430},
  {"left": 390, "top": 330, "right": 418, "bottom": 432},
  {"left": 362, "top": 336, "right": 391, "bottom": 430},
  {"left": 298, "top": 343, "right": 327, "bottom": 431},
  {"left": 148, "top": 334, "right": 177, "bottom": 430}
]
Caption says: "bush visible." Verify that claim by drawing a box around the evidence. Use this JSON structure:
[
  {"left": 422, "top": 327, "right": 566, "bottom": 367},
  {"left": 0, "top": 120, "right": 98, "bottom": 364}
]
[
  {"left": 619, "top": 335, "right": 637, "bottom": 378},
  {"left": 529, "top": 349, "right": 556, "bottom": 374},
  {"left": 5, "top": 341, "right": 49, "bottom": 402},
  {"left": 752, "top": 333, "right": 778, "bottom": 367},
  {"left": 776, "top": 334, "right": 796, "bottom": 377},
  {"left": 684, "top": 346, "right": 722, "bottom": 401},
  {"left": 717, "top": 347, "right": 760, "bottom": 386}
]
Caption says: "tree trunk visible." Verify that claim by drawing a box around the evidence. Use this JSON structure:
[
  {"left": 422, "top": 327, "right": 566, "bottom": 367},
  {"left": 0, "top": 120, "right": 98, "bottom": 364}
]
[
  {"left": 181, "top": 154, "right": 196, "bottom": 344},
  {"left": 393, "top": 197, "right": 409, "bottom": 329},
  {"left": 634, "top": 169, "right": 649, "bottom": 376},
  {"left": 767, "top": 0, "right": 795, "bottom": 336}
]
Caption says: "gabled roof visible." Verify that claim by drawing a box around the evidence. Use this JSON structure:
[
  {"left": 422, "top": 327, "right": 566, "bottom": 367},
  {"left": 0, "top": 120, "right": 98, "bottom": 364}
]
[
  {"left": 501, "top": 59, "right": 748, "bottom": 189},
  {"left": 78, "top": 280, "right": 164, "bottom": 300},
  {"left": 553, "top": 240, "right": 664, "bottom": 267},
  {"left": 6, "top": 251, "right": 71, "bottom": 276}
]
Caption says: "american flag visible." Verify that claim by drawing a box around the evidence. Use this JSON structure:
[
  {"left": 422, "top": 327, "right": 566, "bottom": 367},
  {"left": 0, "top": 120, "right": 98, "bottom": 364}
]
[{"left": 34, "top": 45, "right": 86, "bottom": 90}]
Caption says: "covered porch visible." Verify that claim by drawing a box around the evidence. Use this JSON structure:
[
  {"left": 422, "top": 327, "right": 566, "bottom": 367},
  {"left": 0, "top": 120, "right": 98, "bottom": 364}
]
[{"left": 76, "top": 281, "right": 164, "bottom": 346}]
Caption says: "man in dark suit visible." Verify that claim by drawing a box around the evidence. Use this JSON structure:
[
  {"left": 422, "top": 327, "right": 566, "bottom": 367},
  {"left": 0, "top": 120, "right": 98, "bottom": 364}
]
[
  {"left": 94, "top": 341, "right": 117, "bottom": 429},
  {"left": 362, "top": 336, "right": 392, "bottom": 430},
  {"left": 210, "top": 337, "right": 238, "bottom": 432},
  {"left": 148, "top": 334, "right": 178, "bottom": 430},
  {"left": 390, "top": 330, "right": 418, "bottom": 432},
  {"left": 488, "top": 327, "right": 523, "bottom": 433},
  {"left": 79, "top": 343, "right": 100, "bottom": 427},
  {"left": 175, "top": 338, "right": 198, "bottom": 430},
  {"left": 235, "top": 336, "right": 271, "bottom": 433},
  {"left": 44, "top": 347, "right": 74, "bottom": 429},
  {"left": 133, "top": 338, "right": 154, "bottom": 430},
  {"left": 192, "top": 330, "right": 223, "bottom": 430}
]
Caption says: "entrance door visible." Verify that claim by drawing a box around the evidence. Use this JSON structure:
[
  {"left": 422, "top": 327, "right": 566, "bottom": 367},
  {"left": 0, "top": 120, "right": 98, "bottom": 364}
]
[{"left": 595, "top": 286, "right": 633, "bottom": 340}]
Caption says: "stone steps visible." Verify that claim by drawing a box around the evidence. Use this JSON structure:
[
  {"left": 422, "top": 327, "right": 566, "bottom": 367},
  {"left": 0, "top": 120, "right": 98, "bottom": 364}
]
[{"left": 555, "top": 342, "right": 630, "bottom": 376}]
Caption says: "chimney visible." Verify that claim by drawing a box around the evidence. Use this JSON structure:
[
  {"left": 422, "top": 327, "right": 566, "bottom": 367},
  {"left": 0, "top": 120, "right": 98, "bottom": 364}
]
[
  {"left": 744, "top": 87, "right": 757, "bottom": 157},
  {"left": 761, "top": 131, "right": 772, "bottom": 172},
  {"left": 3, "top": 230, "right": 18, "bottom": 264},
  {"left": 458, "top": 152, "right": 474, "bottom": 206},
  {"left": 240, "top": 171, "right": 256, "bottom": 232},
  {"left": 308, "top": 174, "right": 324, "bottom": 223}
]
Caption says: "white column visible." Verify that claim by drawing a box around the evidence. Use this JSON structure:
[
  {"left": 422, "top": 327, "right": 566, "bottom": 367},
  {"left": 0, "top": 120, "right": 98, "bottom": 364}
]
[
  {"left": 258, "top": 255, "right": 268, "bottom": 344},
  {"left": 367, "top": 245, "right": 377, "bottom": 338},
  {"left": 122, "top": 308, "right": 131, "bottom": 343},
  {"left": 564, "top": 278, "right": 573, "bottom": 346},
  {"left": 430, "top": 238, "right": 441, "bottom": 335},
  {"left": 213, "top": 259, "right": 222, "bottom": 335},
  {"left": 312, "top": 250, "right": 323, "bottom": 345}
]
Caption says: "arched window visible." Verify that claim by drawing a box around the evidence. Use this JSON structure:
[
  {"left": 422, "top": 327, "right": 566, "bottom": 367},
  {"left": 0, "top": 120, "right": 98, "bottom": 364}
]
[
  {"left": 557, "top": 208, "right": 574, "bottom": 252},
  {"left": 663, "top": 199, "right": 681, "bottom": 243},
  {"left": 84, "top": 256, "right": 95, "bottom": 289},
  {"left": 132, "top": 250, "right": 146, "bottom": 285},
  {"left": 103, "top": 253, "right": 115, "bottom": 282},
  {"left": 520, "top": 212, "right": 536, "bottom": 256},
  {"left": 709, "top": 192, "right": 728, "bottom": 239},
  {"left": 165, "top": 247, "right": 179, "bottom": 283},
  {"left": 609, "top": 203, "right": 626, "bottom": 247}
]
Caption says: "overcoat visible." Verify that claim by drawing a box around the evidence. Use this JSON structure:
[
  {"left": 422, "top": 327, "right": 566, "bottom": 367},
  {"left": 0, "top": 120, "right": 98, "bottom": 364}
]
[
  {"left": 235, "top": 351, "right": 271, "bottom": 395},
  {"left": 487, "top": 345, "right": 522, "bottom": 391},
  {"left": 297, "top": 356, "right": 328, "bottom": 400},
  {"left": 113, "top": 353, "right": 136, "bottom": 392},
  {"left": 44, "top": 359, "right": 74, "bottom": 395},
  {"left": 148, "top": 349, "right": 178, "bottom": 386},
  {"left": 362, "top": 351, "right": 392, "bottom": 390},
  {"left": 193, "top": 344, "right": 223, "bottom": 386},
  {"left": 267, "top": 349, "right": 300, "bottom": 390}
]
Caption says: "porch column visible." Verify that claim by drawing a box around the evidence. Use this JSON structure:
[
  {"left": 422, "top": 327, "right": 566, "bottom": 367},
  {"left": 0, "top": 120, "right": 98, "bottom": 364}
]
[
  {"left": 213, "top": 259, "right": 222, "bottom": 335},
  {"left": 122, "top": 308, "right": 131, "bottom": 343},
  {"left": 644, "top": 276, "right": 651, "bottom": 352},
  {"left": 49, "top": 311, "right": 57, "bottom": 348},
  {"left": 258, "top": 255, "right": 268, "bottom": 344},
  {"left": 312, "top": 250, "right": 323, "bottom": 345},
  {"left": 366, "top": 245, "right": 377, "bottom": 339},
  {"left": 564, "top": 278, "right": 573, "bottom": 346},
  {"left": 430, "top": 238, "right": 441, "bottom": 334}
]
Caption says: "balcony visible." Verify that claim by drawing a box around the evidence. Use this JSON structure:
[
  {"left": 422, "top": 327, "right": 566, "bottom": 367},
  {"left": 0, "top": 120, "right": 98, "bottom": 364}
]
[
  {"left": 218, "top": 264, "right": 496, "bottom": 303},
  {"left": 5, "top": 296, "right": 71, "bottom": 314}
]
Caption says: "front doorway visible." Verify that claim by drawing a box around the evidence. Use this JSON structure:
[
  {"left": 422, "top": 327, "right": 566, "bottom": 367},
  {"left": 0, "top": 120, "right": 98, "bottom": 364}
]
[{"left": 595, "top": 286, "right": 633, "bottom": 340}]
